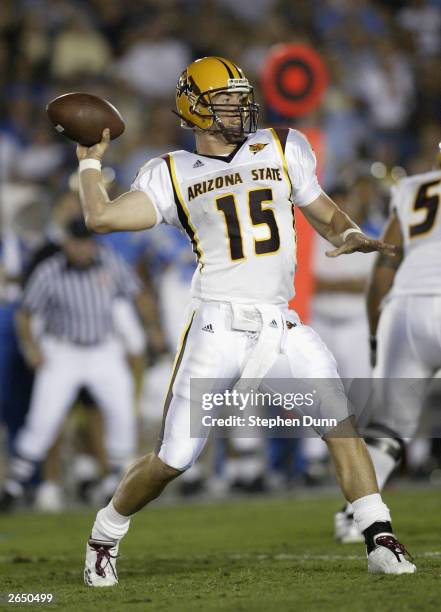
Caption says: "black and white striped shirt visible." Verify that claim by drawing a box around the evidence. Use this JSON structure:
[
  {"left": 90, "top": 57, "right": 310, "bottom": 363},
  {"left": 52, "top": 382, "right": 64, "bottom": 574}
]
[{"left": 21, "top": 247, "right": 141, "bottom": 345}]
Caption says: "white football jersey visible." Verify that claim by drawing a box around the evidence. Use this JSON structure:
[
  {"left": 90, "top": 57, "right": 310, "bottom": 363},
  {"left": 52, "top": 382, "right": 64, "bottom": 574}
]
[
  {"left": 389, "top": 169, "right": 441, "bottom": 296},
  {"left": 131, "top": 128, "right": 321, "bottom": 304}
]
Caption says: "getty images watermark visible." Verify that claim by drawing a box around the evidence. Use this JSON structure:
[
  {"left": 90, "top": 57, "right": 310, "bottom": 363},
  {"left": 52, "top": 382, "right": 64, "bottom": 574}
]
[
  {"left": 200, "top": 388, "right": 333, "bottom": 430},
  {"left": 189, "top": 377, "right": 441, "bottom": 438},
  {"left": 189, "top": 378, "right": 351, "bottom": 438}
]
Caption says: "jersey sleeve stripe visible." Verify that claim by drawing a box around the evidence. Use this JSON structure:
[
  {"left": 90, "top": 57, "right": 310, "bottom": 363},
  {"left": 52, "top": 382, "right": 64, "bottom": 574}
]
[
  {"left": 272, "top": 127, "right": 290, "bottom": 150},
  {"left": 270, "top": 128, "right": 293, "bottom": 197},
  {"left": 162, "top": 153, "right": 204, "bottom": 269}
]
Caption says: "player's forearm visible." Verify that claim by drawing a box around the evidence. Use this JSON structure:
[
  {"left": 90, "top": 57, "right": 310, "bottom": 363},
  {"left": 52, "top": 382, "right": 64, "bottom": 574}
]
[
  {"left": 366, "top": 279, "right": 384, "bottom": 337},
  {"left": 78, "top": 161, "right": 158, "bottom": 232},
  {"left": 302, "top": 193, "right": 361, "bottom": 246},
  {"left": 78, "top": 167, "right": 112, "bottom": 232},
  {"left": 366, "top": 211, "right": 403, "bottom": 336},
  {"left": 324, "top": 206, "right": 362, "bottom": 247},
  {"left": 366, "top": 257, "right": 398, "bottom": 336}
]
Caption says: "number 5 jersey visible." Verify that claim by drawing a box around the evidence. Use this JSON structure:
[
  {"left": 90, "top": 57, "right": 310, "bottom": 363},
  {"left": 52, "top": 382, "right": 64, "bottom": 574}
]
[
  {"left": 389, "top": 169, "right": 441, "bottom": 298},
  {"left": 131, "top": 128, "right": 322, "bottom": 305}
]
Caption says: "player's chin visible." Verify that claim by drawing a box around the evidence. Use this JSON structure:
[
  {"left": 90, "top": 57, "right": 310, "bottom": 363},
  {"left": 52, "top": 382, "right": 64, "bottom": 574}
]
[{"left": 222, "top": 129, "right": 246, "bottom": 144}]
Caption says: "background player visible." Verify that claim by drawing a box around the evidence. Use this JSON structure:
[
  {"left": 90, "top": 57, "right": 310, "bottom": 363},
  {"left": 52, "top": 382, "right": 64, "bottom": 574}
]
[
  {"left": 77, "top": 57, "right": 415, "bottom": 585},
  {"left": 337, "top": 144, "right": 441, "bottom": 541}
]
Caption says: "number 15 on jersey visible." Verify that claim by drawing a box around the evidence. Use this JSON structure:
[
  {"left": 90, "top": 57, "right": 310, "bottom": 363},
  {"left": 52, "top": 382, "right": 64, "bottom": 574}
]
[{"left": 216, "top": 188, "right": 281, "bottom": 261}]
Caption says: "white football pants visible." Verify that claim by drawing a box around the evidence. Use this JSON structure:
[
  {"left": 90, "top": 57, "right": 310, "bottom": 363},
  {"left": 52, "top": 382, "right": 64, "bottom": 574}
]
[
  {"left": 157, "top": 299, "right": 348, "bottom": 471},
  {"left": 15, "top": 336, "right": 136, "bottom": 465},
  {"left": 373, "top": 295, "right": 441, "bottom": 437}
]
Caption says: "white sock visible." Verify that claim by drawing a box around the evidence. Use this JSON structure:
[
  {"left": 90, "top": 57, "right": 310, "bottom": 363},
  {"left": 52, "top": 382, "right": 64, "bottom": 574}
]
[
  {"left": 91, "top": 501, "right": 131, "bottom": 542},
  {"left": 352, "top": 493, "right": 391, "bottom": 534},
  {"left": 368, "top": 446, "right": 397, "bottom": 490},
  {"left": 345, "top": 502, "right": 354, "bottom": 516}
]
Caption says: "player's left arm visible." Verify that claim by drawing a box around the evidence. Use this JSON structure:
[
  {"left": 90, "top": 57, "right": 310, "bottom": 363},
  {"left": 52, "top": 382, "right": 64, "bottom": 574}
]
[
  {"left": 300, "top": 191, "right": 397, "bottom": 258},
  {"left": 283, "top": 130, "right": 395, "bottom": 257},
  {"left": 366, "top": 211, "right": 403, "bottom": 338}
]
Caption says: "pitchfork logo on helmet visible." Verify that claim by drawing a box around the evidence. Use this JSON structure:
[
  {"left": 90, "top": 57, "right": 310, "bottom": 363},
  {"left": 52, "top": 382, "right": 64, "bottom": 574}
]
[{"left": 175, "top": 56, "right": 259, "bottom": 142}]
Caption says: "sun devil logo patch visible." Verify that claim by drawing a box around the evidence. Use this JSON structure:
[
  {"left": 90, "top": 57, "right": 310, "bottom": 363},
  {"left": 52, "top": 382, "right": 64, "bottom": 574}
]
[{"left": 249, "top": 143, "right": 268, "bottom": 155}]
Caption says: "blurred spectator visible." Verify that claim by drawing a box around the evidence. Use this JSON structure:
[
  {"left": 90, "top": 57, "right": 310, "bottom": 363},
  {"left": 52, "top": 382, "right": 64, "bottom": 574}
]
[
  {"left": 411, "top": 59, "right": 441, "bottom": 137},
  {"left": 215, "top": 0, "right": 277, "bottom": 24},
  {"left": 51, "top": 12, "right": 112, "bottom": 79},
  {"left": 408, "top": 121, "right": 441, "bottom": 175},
  {"left": 398, "top": 0, "right": 441, "bottom": 57},
  {"left": 118, "top": 102, "right": 181, "bottom": 189},
  {"left": 114, "top": 15, "right": 190, "bottom": 98},
  {"left": 352, "top": 40, "right": 415, "bottom": 137},
  {"left": 321, "top": 51, "right": 366, "bottom": 187},
  {"left": 16, "top": 121, "right": 64, "bottom": 182}
]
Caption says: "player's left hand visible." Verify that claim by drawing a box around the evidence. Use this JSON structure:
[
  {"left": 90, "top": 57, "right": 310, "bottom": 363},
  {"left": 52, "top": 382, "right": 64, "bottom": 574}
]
[{"left": 325, "top": 232, "right": 397, "bottom": 258}]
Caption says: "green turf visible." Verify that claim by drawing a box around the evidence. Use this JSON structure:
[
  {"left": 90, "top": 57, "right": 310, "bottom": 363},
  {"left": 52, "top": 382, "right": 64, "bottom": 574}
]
[{"left": 1, "top": 488, "right": 440, "bottom": 611}]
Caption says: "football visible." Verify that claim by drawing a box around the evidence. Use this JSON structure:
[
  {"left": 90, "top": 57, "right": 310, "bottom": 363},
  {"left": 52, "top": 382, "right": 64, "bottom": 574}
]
[{"left": 46, "top": 92, "right": 125, "bottom": 147}]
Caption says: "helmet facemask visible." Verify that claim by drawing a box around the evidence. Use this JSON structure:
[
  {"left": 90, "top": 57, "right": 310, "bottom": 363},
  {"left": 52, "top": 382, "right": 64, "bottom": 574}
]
[{"left": 201, "top": 88, "right": 259, "bottom": 143}]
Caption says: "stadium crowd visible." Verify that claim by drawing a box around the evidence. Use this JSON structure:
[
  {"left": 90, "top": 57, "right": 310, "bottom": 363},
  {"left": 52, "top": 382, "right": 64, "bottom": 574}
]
[{"left": 1, "top": 0, "right": 441, "bottom": 510}]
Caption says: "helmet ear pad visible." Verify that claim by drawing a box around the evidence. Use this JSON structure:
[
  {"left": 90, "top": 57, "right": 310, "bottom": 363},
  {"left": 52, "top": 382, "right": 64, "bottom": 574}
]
[
  {"left": 175, "top": 70, "right": 214, "bottom": 130},
  {"left": 190, "top": 97, "right": 216, "bottom": 130}
]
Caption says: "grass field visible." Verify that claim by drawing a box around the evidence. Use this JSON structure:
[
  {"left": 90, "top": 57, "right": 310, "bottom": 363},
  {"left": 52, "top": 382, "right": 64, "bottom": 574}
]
[{"left": 1, "top": 487, "right": 440, "bottom": 611}]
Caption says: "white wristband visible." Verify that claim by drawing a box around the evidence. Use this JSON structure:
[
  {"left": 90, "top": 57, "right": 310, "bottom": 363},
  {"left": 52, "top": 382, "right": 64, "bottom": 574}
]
[
  {"left": 342, "top": 227, "right": 363, "bottom": 242},
  {"left": 79, "top": 158, "right": 101, "bottom": 172}
]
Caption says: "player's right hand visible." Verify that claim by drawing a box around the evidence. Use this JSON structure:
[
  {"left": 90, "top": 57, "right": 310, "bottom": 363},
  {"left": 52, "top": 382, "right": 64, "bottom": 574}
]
[{"left": 76, "top": 128, "right": 110, "bottom": 162}]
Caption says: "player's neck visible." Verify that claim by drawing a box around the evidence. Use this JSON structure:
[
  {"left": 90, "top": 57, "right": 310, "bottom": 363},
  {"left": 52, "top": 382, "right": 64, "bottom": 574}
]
[{"left": 194, "top": 131, "right": 241, "bottom": 157}]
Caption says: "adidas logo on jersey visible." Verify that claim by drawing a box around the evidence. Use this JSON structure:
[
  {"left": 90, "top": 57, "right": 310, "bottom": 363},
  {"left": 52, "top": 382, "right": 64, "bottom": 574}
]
[
  {"left": 202, "top": 323, "right": 214, "bottom": 333},
  {"left": 193, "top": 159, "right": 204, "bottom": 168},
  {"left": 269, "top": 319, "right": 278, "bottom": 328}
]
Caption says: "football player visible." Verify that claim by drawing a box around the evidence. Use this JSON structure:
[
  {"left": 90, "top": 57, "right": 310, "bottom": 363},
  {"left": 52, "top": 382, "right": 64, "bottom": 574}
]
[
  {"left": 77, "top": 57, "right": 415, "bottom": 584},
  {"left": 336, "top": 144, "right": 441, "bottom": 542}
]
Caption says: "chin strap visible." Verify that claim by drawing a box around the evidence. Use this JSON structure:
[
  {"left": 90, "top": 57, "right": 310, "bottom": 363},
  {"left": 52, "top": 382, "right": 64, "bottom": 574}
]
[
  {"left": 171, "top": 109, "right": 198, "bottom": 129},
  {"left": 171, "top": 109, "right": 250, "bottom": 144}
]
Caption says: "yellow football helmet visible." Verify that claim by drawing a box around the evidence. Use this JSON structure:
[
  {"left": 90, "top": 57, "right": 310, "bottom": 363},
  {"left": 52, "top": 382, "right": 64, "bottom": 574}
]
[{"left": 175, "top": 56, "right": 259, "bottom": 141}]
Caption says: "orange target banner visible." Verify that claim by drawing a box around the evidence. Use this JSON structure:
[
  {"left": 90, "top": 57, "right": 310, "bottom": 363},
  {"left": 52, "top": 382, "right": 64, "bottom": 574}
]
[{"left": 261, "top": 44, "right": 328, "bottom": 117}]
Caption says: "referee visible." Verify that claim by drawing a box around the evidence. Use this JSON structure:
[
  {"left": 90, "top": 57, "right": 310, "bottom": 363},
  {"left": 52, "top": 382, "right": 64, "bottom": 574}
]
[{"left": 1, "top": 218, "right": 148, "bottom": 510}]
